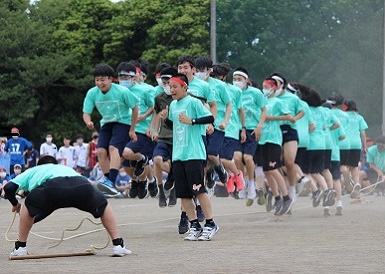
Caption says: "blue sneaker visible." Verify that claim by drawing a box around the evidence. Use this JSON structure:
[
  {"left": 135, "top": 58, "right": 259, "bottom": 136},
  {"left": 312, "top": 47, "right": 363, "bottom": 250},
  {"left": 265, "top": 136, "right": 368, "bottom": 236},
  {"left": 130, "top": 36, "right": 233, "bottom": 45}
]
[{"left": 97, "top": 178, "right": 118, "bottom": 195}]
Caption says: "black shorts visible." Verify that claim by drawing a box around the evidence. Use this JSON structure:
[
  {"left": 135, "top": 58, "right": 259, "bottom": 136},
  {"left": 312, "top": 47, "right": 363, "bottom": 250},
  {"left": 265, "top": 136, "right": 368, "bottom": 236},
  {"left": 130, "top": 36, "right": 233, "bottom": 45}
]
[
  {"left": 330, "top": 161, "right": 341, "bottom": 180},
  {"left": 346, "top": 149, "right": 361, "bottom": 167},
  {"left": 295, "top": 148, "right": 307, "bottom": 170},
  {"left": 173, "top": 160, "right": 207, "bottom": 199},
  {"left": 302, "top": 150, "right": 324, "bottom": 174},
  {"left": 25, "top": 176, "right": 108, "bottom": 223},
  {"left": 259, "top": 143, "right": 282, "bottom": 171},
  {"left": 324, "top": 150, "right": 332, "bottom": 170},
  {"left": 363, "top": 168, "right": 381, "bottom": 184},
  {"left": 280, "top": 125, "right": 299, "bottom": 144},
  {"left": 339, "top": 150, "right": 349, "bottom": 166}
]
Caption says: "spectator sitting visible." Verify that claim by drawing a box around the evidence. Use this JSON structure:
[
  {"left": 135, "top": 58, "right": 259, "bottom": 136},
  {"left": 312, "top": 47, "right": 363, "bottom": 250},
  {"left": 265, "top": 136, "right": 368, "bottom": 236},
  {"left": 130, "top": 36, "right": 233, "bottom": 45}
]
[
  {"left": 25, "top": 144, "right": 40, "bottom": 169},
  {"left": 115, "top": 168, "right": 131, "bottom": 198},
  {"left": 88, "top": 158, "right": 105, "bottom": 186}
]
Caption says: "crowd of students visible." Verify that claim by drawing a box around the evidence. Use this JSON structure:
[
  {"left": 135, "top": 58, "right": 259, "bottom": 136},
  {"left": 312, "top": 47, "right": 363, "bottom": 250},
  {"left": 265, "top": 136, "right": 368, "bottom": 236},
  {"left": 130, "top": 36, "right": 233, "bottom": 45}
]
[{"left": 4, "top": 54, "right": 384, "bottom": 257}]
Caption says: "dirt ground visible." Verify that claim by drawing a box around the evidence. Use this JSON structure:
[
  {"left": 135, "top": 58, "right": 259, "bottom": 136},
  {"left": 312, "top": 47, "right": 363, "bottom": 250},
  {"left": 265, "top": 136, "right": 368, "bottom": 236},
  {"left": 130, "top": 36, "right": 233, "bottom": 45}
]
[{"left": 1, "top": 192, "right": 384, "bottom": 273}]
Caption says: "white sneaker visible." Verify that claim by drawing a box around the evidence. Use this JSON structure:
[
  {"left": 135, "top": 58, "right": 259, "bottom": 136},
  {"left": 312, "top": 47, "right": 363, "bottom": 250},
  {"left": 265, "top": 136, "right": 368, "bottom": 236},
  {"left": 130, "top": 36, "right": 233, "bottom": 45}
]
[
  {"left": 336, "top": 200, "right": 343, "bottom": 216},
  {"left": 10, "top": 247, "right": 28, "bottom": 256},
  {"left": 112, "top": 245, "right": 132, "bottom": 257},
  {"left": 198, "top": 224, "right": 219, "bottom": 241},
  {"left": 297, "top": 176, "right": 310, "bottom": 196},
  {"left": 323, "top": 206, "right": 330, "bottom": 216},
  {"left": 350, "top": 184, "right": 361, "bottom": 199},
  {"left": 184, "top": 227, "right": 203, "bottom": 241}
]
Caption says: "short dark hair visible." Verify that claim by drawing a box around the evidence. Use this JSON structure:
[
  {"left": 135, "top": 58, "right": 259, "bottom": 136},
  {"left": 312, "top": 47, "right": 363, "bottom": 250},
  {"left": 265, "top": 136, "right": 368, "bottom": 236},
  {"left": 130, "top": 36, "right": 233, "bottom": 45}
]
[
  {"left": 195, "top": 57, "right": 213, "bottom": 70},
  {"left": 137, "top": 58, "right": 150, "bottom": 75},
  {"left": 343, "top": 99, "right": 358, "bottom": 111},
  {"left": 212, "top": 63, "right": 231, "bottom": 76},
  {"left": 172, "top": 73, "right": 189, "bottom": 86},
  {"left": 38, "top": 155, "right": 58, "bottom": 165},
  {"left": 233, "top": 67, "right": 249, "bottom": 78},
  {"left": 375, "top": 135, "right": 385, "bottom": 144},
  {"left": 176, "top": 56, "right": 195, "bottom": 68},
  {"left": 93, "top": 64, "right": 115, "bottom": 78},
  {"left": 269, "top": 72, "right": 287, "bottom": 87},
  {"left": 116, "top": 62, "right": 136, "bottom": 75},
  {"left": 160, "top": 67, "right": 178, "bottom": 79},
  {"left": 155, "top": 63, "right": 171, "bottom": 74}
]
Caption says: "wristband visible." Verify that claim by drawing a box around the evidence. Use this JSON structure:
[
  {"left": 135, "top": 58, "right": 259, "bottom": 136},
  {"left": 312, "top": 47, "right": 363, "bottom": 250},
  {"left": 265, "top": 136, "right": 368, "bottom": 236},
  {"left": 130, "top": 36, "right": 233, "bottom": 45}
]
[
  {"left": 191, "top": 119, "right": 196, "bottom": 125},
  {"left": 242, "top": 126, "right": 246, "bottom": 130}
]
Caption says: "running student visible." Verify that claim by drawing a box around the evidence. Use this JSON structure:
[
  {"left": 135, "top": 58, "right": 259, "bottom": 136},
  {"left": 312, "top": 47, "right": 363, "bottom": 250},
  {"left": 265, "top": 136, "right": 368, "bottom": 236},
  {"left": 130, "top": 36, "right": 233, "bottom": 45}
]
[
  {"left": 159, "top": 74, "right": 219, "bottom": 241},
  {"left": 82, "top": 64, "right": 139, "bottom": 196},
  {"left": 4, "top": 156, "right": 132, "bottom": 257}
]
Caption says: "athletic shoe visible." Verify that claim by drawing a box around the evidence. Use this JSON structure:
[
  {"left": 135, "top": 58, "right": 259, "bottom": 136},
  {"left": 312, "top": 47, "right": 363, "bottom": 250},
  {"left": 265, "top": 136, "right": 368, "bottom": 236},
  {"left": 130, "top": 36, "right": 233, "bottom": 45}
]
[
  {"left": 158, "top": 187, "right": 167, "bottom": 208},
  {"left": 164, "top": 177, "right": 174, "bottom": 192},
  {"left": 322, "top": 189, "right": 331, "bottom": 207},
  {"left": 296, "top": 176, "right": 310, "bottom": 196},
  {"left": 137, "top": 180, "right": 148, "bottom": 199},
  {"left": 10, "top": 247, "right": 28, "bottom": 256},
  {"left": 148, "top": 177, "right": 158, "bottom": 198},
  {"left": 230, "top": 190, "right": 240, "bottom": 199},
  {"left": 323, "top": 207, "right": 331, "bottom": 217},
  {"left": 134, "top": 156, "right": 149, "bottom": 177},
  {"left": 265, "top": 191, "right": 274, "bottom": 212},
  {"left": 198, "top": 224, "right": 219, "bottom": 241},
  {"left": 129, "top": 160, "right": 137, "bottom": 168},
  {"left": 274, "top": 199, "right": 283, "bottom": 216},
  {"left": 324, "top": 189, "right": 336, "bottom": 206},
  {"left": 256, "top": 188, "right": 265, "bottom": 205},
  {"left": 335, "top": 201, "right": 343, "bottom": 216},
  {"left": 206, "top": 166, "right": 215, "bottom": 189},
  {"left": 184, "top": 226, "right": 203, "bottom": 241},
  {"left": 238, "top": 179, "right": 248, "bottom": 199},
  {"left": 178, "top": 216, "right": 189, "bottom": 234},
  {"left": 207, "top": 185, "right": 215, "bottom": 198},
  {"left": 350, "top": 184, "right": 361, "bottom": 199},
  {"left": 233, "top": 170, "right": 245, "bottom": 191},
  {"left": 128, "top": 180, "right": 139, "bottom": 198},
  {"left": 343, "top": 173, "right": 353, "bottom": 193},
  {"left": 279, "top": 198, "right": 293, "bottom": 215},
  {"left": 312, "top": 189, "right": 324, "bottom": 207},
  {"left": 96, "top": 178, "right": 119, "bottom": 195},
  {"left": 196, "top": 205, "right": 205, "bottom": 222},
  {"left": 112, "top": 245, "right": 132, "bottom": 257},
  {"left": 214, "top": 163, "right": 228, "bottom": 185},
  {"left": 168, "top": 188, "right": 177, "bottom": 207},
  {"left": 226, "top": 174, "right": 235, "bottom": 193},
  {"left": 246, "top": 180, "right": 256, "bottom": 206}
]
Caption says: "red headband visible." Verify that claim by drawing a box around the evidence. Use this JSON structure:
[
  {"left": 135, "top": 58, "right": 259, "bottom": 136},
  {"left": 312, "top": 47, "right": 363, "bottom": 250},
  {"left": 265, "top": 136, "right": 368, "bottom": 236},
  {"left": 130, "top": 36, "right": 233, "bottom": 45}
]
[
  {"left": 342, "top": 104, "right": 348, "bottom": 111},
  {"left": 135, "top": 67, "right": 142, "bottom": 73},
  {"left": 170, "top": 77, "right": 187, "bottom": 87},
  {"left": 263, "top": 80, "right": 277, "bottom": 87}
]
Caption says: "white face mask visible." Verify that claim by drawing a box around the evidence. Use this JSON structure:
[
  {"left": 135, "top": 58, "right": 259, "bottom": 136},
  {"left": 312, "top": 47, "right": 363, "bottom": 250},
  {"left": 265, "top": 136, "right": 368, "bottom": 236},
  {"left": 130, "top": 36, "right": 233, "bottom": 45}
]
[
  {"left": 163, "top": 85, "right": 171, "bottom": 95},
  {"left": 119, "top": 80, "right": 133, "bottom": 89},
  {"left": 46, "top": 137, "right": 52, "bottom": 143},
  {"left": 14, "top": 169, "right": 21, "bottom": 175},
  {"left": 233, "top": 81, "right": 245, "bottom": 90},
  {"left": 156, "top": 78, "right": 163, "bottom": 86},
  {"left": 262, "top": 88, "right": 274, "bottom": 97},
  {"left": 119, "top": 172, "right": 126, "bottom": 177},
  {"left": 77, "top": 139, "right": 83, "bottom": 145},
  {"left": 195, "top": 72, "right": 208, "bottom": 81},
  {"left": 0, "top": 172, "right": 6, "bottom": 178},
  {"left": 12, "top": 136, "right": 18, "bottom": 140},
  {"left": 275, "top": 87, "right": 282, "bottom": 96}
]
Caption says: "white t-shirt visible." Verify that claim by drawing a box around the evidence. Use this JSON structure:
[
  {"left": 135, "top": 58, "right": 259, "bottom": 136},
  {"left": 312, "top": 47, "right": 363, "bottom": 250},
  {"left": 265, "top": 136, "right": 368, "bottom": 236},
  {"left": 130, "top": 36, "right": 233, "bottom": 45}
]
[
  {"left": 74, "top": 144, "right": 88, "bottom": 168},
  {"left": 57, "top": 146, "right": 76, "bottom": 168},
  {"left": 40, "top": 142, "right": 58, "bottom": 157}
]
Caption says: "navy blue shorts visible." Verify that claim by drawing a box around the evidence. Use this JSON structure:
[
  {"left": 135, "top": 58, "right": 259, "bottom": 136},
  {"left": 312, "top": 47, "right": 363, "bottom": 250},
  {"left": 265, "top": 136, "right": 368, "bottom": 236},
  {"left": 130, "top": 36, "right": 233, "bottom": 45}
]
[
  {"left": 253, "top": 145, "right": 262, "bottom": 166},
  {"left": 324, "top": 149, "right": 332, "bottom": 170},
  {"left": 126, "top": 132, "right": 155, "bottom": 159},
  {"left": 152, "top": 141, "right": 173, "bottom": 162},
  {"left": 330, "top": 161, "right": 341, "bottom": 180},
  {"left": 173, "top": 160, "right": 207, "bottom": 199},
  {"left": 295, "top": 147, "right": 307, "bottom": 170},
  {"left": 219, "top": 137, "right": 238, "bottom": 160},
  {"left": 234, "top": 130, "right": 257, "bottom": 156},
  {"left": 25, "top": 176, "right": 107, "bottom": 223},
  {"left": 280, "top": 125, "right": 299, "bottom": 144},
  {"left": 207, "top": 129, "right": 225, "bottom": 156},
  {"left": 363, "top": 168, "right": 381, "bottom": 183},
  {"left": 259, "top": 143, "right": 282, "bottom": 171},
  {"left": 302, "top": 150, "right": 324, "bottom": 174},
  {"left": 98, "top": 122, "right": 131, "bottom": 156}
]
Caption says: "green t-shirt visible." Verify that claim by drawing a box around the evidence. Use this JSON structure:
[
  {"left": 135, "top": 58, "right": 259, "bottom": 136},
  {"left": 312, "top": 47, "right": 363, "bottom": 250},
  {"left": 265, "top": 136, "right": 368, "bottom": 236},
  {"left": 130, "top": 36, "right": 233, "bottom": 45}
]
[
  {"left": 154, "top": 85, "right": 164, "bottom": 97},
  {"left": 322, "top": 107, "right": 339, "bottom": 150},
  {"left": 83, "top": 83, "right": 138, "bottom": 127},
  {"left": 331, "top": 108, "right": 350, "bottom": 150},
  {"left": 277, "top": 91, "right": 304, "bottom": 129},
  {"left": 242, "top": 86, "right": 267, "bottom": 130},
  {"left": 208, "top": 78, "right": 231, "bottom": 132},
  {"left": 225, "top": 84, "right": 243, "bottom": 140},
  {"left": 128, "top": 83, "right": 154, "bottom": 134},
  {"left": 345, "top": 111, "right": 368, "bottom": 149},
  {"left": 187, "top": 77, "right": 215, "bottom": 104},
  {"left": 307, "top": 106, "right": 326, "bottom": 150},
  {"left": 330, "top": 120, "right": 345, "bottom": 161},
  {"left": 296, "top": 101, "right": 311, "bottom": 148},
  {"left": 259, "top": 97, "right": 289, "bottom": 146},
  {"left": 11, "top": 164, "right": 81, "bottom": 192},
  {"left": 169, "top": 95, "right": 212, "bottom": 161},
  {"left": 367, "top": 145, "right": 385, "bottom": 172}
]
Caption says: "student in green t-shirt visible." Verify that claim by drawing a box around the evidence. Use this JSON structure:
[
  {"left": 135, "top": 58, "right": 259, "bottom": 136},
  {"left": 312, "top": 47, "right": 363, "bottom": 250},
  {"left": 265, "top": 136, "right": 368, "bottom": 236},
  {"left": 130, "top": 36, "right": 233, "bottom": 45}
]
[{"left": 159, "top": 74, "right": 219, "bottom": 241}]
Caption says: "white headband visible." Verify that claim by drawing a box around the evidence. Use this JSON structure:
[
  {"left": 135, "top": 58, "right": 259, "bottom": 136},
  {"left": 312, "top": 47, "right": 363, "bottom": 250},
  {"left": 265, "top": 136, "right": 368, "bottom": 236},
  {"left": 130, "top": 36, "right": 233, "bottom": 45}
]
[
  {"left": 271, "top": 75, "right": 284, "bottom": 84},
  {"left": 233, "top": 71, "right": 248, "bottom": 79},
  {"left": 160, "top": 74, "right": 173, "bottom": 79},
  {"left": 119, "top": 70, "right": 136, "bottom": 76}
]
